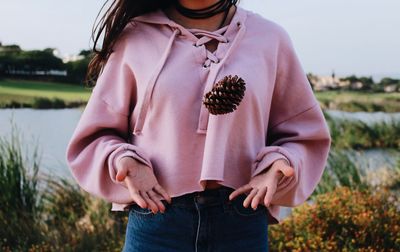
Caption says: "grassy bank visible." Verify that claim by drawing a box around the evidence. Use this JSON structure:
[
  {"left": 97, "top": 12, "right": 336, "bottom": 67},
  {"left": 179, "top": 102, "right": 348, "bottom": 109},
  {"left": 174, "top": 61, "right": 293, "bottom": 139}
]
[
  {"left": 0, "top": 79, "right": 91, "bottom": 108},
  {"left": 1, "top": 79, "right": 400, "bottom": 111},
  {"left": 316, "top": 90, "right": 400, "bottom": 112}
]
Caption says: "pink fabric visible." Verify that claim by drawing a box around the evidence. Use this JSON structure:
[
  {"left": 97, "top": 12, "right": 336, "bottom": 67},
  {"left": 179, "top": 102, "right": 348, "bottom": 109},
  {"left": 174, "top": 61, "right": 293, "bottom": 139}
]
[{"left": 65, "top": 6, "right": 331, "bottom": 224}]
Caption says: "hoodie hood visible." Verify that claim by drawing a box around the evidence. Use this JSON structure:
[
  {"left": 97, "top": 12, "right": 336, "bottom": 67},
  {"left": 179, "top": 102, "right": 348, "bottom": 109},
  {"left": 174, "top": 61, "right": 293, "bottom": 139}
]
[{"left": 131, "top": 6, "right": 248, "bottom": 136}]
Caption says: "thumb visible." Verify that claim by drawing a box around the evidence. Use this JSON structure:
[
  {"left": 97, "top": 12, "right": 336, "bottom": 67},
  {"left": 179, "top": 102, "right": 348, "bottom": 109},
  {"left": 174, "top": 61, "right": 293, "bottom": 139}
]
[
  {"left": 274, "top": 159, "right": 295, "bottom": 178},
  {"left": 116, "top": 166, "right": 128, "bottom": 182},
  {"left": 280, "top": 165, "right": 295, "bottom": 178}
]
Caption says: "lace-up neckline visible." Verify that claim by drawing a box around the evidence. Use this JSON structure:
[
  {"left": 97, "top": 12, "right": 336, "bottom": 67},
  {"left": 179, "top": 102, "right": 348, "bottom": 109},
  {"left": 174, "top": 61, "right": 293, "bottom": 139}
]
[
  {"left": 131, "top": 6, "right": 247, "bottom": 136},
  {"left": 189, "top": 25, "right": 230, "bottom": 67}
]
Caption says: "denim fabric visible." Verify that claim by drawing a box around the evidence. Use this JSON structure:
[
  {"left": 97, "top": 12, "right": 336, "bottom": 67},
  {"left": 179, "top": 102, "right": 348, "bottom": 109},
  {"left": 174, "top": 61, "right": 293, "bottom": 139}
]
[{"left": 122, "top": 186, "right": 269, "bottom": 252}]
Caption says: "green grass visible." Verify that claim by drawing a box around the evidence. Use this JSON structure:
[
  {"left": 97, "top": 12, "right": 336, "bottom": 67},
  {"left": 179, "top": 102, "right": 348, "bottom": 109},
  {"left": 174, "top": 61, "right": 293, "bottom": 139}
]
[
  {"left": 316, "top": 90, "right": 400, "bottom": 112},
  {"left": 0, "top": 79, "right": 91, "bottom": 108},
  {"left": 1, "top": 79, "right": 399, "bottom": 111}
]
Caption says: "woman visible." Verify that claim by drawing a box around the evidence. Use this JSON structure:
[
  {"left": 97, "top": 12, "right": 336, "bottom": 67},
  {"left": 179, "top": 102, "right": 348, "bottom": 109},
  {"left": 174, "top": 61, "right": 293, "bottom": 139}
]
[{"left": 66, "top": 0, "right": 331, "bottom": 251}]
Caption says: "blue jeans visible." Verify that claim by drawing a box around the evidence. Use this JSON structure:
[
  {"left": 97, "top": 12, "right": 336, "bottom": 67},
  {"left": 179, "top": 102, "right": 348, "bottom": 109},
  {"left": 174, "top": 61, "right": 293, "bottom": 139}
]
[{"left": 122, "top": 186, "right": 269, "bottom": 252}]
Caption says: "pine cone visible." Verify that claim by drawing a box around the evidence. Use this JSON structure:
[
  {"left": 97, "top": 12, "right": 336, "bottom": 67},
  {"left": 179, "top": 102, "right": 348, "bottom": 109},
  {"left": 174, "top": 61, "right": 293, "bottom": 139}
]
[{"left": 203, "top": 75, "right": 246, "bottom": 115}]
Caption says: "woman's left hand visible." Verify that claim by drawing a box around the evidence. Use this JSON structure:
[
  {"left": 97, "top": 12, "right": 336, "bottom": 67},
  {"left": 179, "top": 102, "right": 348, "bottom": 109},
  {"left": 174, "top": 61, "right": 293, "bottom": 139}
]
[{"left": 228, "top": 159, "right": 295, "bottom": 210}]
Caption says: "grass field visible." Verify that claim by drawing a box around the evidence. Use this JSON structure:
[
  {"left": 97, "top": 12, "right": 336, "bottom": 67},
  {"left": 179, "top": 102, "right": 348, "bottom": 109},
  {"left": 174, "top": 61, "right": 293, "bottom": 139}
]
[
  {"left": 0, "top": 79, "right": 399, "bottom": 111},
  {"left": 315, "top": 90, "right": 400, "bottom": 112},
  {"left": 0, "top": 79, "right": 91, "bottom": 108},
  {"left": 315, "top": 90, "right": 400, "bottom": 102}
]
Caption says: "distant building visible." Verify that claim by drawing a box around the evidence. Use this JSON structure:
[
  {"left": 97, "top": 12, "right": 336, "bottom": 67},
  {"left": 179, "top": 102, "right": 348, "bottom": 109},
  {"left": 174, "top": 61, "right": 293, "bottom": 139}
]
[
  {"left": 383, "top": 84, "right": 398, "bottom": 93},
  {"left": 349, "top": 81, "right": 364, "bottom": 90},
  {"left": 308, "top": 73, "right": 349, "bottom": 91},
  {"left": 62, "top": 54, "right": 85, "bottom": 63}
]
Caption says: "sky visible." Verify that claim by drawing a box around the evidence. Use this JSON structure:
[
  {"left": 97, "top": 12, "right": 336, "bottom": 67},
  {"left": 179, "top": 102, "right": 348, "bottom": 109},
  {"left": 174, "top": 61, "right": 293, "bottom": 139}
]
[{"left": 0, "top": 0, "right": 399, "bottom": 80}]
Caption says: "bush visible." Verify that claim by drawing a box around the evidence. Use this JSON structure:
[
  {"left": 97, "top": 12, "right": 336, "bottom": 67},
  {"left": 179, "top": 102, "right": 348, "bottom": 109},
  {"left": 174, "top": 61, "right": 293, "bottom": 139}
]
[
  {"left": 0, "top": 125, "right": 127, "bottom": 251},
  {"left": 325, "top": 114, "right": 400, "bottom": 149},
  {"left": 0, "top": 127, "right": 45, "bottom": 250},
  {"left": 32, "top": 97, "right": 66, "bottom": 109},
  {"left": 269, "top": 186, "right": 400, "bottom": 251},
  {"left": 312, "top": 149, "right": 369, "bottom": 197},
  {"left": 32, "top": 97, "right": 53, "bottom": 109},
  {"left": 41, "top": 176, "right": 127, "bottom": 251},
  {"left": 51, "top": 98, "right": 66, "bottom": 109}
]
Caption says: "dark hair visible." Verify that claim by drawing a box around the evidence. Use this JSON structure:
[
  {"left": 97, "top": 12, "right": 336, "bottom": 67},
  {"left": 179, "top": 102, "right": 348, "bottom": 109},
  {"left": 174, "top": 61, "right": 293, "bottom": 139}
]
[{"left": 86, "top": 0, "right": 173, "bottom": 87}]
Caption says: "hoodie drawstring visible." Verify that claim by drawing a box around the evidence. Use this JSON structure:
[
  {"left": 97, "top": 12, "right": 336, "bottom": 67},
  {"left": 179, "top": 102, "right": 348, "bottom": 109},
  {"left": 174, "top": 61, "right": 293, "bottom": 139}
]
[
  {"left": 133, "top": 20, "right": 246, "bottom": 136},
  {"left": 133, "top": 28, "right": 181, "bottom": 136}
]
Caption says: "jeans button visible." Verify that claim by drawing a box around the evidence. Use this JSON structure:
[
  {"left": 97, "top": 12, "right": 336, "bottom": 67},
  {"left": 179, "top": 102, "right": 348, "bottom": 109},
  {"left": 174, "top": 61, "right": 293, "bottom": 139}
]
[{"left": 195, "top": 195, "right": 206, "bottom": 204}]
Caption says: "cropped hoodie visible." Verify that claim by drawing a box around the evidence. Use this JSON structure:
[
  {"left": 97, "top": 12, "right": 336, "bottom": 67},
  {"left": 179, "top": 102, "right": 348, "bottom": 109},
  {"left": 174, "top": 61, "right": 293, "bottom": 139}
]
[{"left": 65, "top": 5, "right": 331, "bottom": 225}]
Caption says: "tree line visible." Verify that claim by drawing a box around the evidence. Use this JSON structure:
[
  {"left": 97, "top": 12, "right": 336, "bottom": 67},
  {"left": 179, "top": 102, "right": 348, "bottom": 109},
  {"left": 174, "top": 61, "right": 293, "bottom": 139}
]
[
  {"left": 1, "top": 43, "right": 399, "bottom": 92},
  {"left": 0, "top": 43, "right": 90, "bottom": 85}
]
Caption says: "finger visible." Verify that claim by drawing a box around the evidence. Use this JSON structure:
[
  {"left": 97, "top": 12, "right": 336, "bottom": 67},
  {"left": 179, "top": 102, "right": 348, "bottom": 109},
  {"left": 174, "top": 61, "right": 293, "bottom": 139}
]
[
  {"left": 123, "top": 178, "right": 147, "bottom": 208},
  {"left": 116, "top": 166, "right": 128, "bottom": 182},
  {"left": 147, "top": 190, "right": 166, "bottom": 212},
  {"left": 264, "top": 186, "right": 276, "bottom": 207},
  {"left": 243, "top": 188, "right": 258, "bottom": 209},
  {"left": 252, "top": 187, "right": 267, "bottom": 209},
  {"left": 140, "top": 190, "right": 158, "bottom": 213},
  {"left": 229, "top": 184, "right": 252, "bottom": 201},
  {"left": 128, "top": 188, "right": 147, "bottom": 208},
  {"left": 153, "top": 183, "right": 172, "bottom": 204}
]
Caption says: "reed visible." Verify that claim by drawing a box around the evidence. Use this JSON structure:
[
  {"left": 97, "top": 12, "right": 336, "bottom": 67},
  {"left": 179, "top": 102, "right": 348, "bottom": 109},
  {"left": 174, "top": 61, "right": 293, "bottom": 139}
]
[
  {"left": 0, "top": 124, "right": 127, "bottom": 251},
  {"left": 312, "top": 148, "right": 370, "bottom": 198},
  {"left": 40, "top": 175, "right": 127, "bottom": 251},
  {"left": 0, "top": 123, "right": 45, "bottom": 250},
  {"left": 324, "top": 112, "right": 400, "bottom": 149}
]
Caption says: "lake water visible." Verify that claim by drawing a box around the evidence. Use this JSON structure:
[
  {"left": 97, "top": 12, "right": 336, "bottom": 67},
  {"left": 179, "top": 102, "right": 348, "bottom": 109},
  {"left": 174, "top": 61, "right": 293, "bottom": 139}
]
[
  {"left": 0, "top": 108, "right": 83, "bottom": 180},
  {"left": 326, "top": 110, "right": 400, "bottom": 124},
  {"left": 0, "top": 108, "right": 398, "bottom": 180}
]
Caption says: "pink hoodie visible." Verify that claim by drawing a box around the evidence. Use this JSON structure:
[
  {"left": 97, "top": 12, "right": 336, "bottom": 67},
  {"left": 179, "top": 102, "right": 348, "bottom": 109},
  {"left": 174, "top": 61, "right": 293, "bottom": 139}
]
[{"left": 66, "top": 5, "right": 331, "bottom": 225}]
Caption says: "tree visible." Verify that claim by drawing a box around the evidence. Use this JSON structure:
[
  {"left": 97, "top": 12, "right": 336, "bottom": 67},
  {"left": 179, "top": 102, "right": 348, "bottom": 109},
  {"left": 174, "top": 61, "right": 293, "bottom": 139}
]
[{"left": 0, "top": 46, "right": 65, "bottom": 76}]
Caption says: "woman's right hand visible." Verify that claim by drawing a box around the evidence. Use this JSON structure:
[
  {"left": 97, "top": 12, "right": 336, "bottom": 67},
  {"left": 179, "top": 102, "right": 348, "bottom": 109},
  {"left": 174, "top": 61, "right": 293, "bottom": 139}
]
[{"left": 115, "top": 157, "right": 172, "bottom": 214}]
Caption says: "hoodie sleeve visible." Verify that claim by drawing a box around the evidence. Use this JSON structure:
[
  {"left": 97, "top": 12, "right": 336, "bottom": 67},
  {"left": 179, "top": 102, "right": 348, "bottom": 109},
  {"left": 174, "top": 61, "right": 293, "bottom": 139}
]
[
  {"left": 65, "top": 32, "right": 153, "bottom": 204},
  {"left": 250, "top": 26, "right": 331, "bottom": 207}
]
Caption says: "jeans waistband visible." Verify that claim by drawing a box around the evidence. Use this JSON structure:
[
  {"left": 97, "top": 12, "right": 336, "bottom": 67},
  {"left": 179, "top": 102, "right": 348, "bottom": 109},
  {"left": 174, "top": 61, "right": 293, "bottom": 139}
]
[{"left": 170, "top": 186, "right": 235, "bottom": 207}]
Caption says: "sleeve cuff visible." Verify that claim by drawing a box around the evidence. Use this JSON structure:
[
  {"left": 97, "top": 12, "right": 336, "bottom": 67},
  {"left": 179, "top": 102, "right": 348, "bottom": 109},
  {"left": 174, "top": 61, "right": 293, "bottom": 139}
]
[{"left": 108, "top": 144, "right": 153, "bottom": 184}]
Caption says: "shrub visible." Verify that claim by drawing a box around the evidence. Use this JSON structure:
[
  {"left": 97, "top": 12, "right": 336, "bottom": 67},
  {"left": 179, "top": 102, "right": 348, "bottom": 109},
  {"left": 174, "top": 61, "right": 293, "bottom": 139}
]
[
  {"left": 0, "top": 124, "right": 127, "bottom": 251},
  {"left": 32, "top": 97, "right": 53, "bottom": 109},
  {"left": 269, "top": 186, "right": 400, "bottom": 251},
  {"left": 325, "top": 115, "right": 400, "bottom": 149},
  {"left": 41, "top": 176, "right": 127, "bottom": 251},
  {"left": 0, "top": 126, "right": 45, "bottom": 250},
  {"left": 51, "top": 97, "right": 65, "bottom": 108},
  {"left": 312, "top": 149, "right": 369, "bottom": 197},
  {"left": 32, "top": 97, "right": 66, "bottom": 109},
  {"left": 66, "top": 100, "right": 86, "bottom": 108}
]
